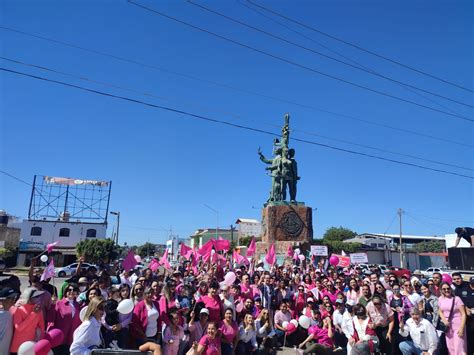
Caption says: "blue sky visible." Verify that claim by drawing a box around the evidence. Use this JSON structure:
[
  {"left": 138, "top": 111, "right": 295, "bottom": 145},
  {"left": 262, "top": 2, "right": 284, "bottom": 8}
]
[{"left": 1, "top": 0, "right": 473, "bottom": 246}]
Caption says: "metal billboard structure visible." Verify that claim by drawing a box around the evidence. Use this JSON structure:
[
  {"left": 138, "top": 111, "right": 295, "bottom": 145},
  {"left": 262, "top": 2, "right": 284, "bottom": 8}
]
[{"left": 28, "top": 175, "right": 112, "bottom": 223}]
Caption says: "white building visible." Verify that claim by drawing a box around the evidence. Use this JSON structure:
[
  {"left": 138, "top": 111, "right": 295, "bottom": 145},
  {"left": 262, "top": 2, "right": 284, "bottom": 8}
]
[
  {"left": 16, "top": 219, "right": 107, "bottom": 266},
  {"left": 235, "top": 218, "right": 262, "bottom": 243}
]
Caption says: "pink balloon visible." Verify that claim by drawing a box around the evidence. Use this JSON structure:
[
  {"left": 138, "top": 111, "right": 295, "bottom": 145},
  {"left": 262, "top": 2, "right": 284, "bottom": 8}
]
[
  {"left": 329, "top": 255, "right": 339, "bottom": 266},
  {"left": 134, "top": 255, "right": 142, "bottom": 263},
  {"left": 298, "top": 254, "right": 305, "bottom": 261},
  {"left": 34, "top": 339, "right": 51, "bottom": 355},
  {"left": 442, "top": 274, "right": 452, "bottom": 284},
  {"left": 45, "top": 329, "right": 64, "bottom": 348},
  {"left": 286, "top": 322, "right": 296, "bottom": 334}
]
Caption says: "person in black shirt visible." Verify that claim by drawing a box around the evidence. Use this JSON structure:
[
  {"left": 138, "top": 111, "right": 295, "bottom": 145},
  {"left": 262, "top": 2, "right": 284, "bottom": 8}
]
[
  {"left": 452, "top": 272, "right": 470, "bottom": 298},
  {"left": 454, "top": 227, "right": 474, "bottom": 247}
]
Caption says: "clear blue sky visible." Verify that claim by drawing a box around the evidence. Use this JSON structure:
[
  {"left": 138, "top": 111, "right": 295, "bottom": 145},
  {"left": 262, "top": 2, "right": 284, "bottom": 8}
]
[{"left": 1, "top": 0, "right": 473, "bottom": 246}]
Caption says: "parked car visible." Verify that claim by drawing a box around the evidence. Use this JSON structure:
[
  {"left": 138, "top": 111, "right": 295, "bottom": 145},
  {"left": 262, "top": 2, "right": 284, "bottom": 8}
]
[
  {"left": 418, "top": 267, "right": 450, "bottom": 279},
  {"left": 55, "top": 262, "right": 97, "bottom": 277},
  {"left": 388, "top": 266, "right": 411, "bottom": 278}
]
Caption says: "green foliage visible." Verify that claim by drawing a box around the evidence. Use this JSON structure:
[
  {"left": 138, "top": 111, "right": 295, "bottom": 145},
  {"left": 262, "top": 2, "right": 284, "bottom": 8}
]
[
  {"left": 0, "top": 247, "right": 15, "bottom": 258},
  {"left": 412, "top": 240, "right": 445, "bottom": 253},
  {"left": 136, "top": 242, "right": 157, "bottom": 257},
  {"left": 76, "top": 239, "right": 119, "bottom": 264},
  {"left": 239, "top": 236, "right": 254, "bottom": 247},
  {"left": 323, "top": 226, "right": 357, "bottom": 241}
]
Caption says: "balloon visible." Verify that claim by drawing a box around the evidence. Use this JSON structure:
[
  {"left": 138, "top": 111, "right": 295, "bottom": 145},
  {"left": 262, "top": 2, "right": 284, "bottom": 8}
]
[
  {"left": 329, "top": 255, "right": 339, "bottom": 266},
  {"left": 442, "top": 274, "right": 452, "bottom": 284},
  {"left": 45, "top": 329, "right": 64, "bottom": 348},
  {"left": 224, "top": 272, "right": 236, "bottom": 286},
  {"left": 299, "top": 315, "right": 311, "bottom": 329},
  {"left": 79, "top": 306, "right": 88, "bottom": 322},
  {"left": 34, "top": 339, "right": 51, "bottom": 355},
  {"left": 290, "top": 319, "right": 299, "bottom": 327},
  {"left": 117, "top": 299, "right": 134, "bottom": 314},
  {"left": 134, "top": 255, "right": 142, "bottom": 263},
  {"left": 40, "top": 255, "right": 48, "bottom": 263},
  {"left": 282, "top": 321, "right": 289, "bottom": 329},
  {"left": 18, "top": 341, "right": 35, "bottom": 355},
  {"left": 298, "top": 254, "right": 305, "bottom": 261},
  {"left": 286, "top": 322, "right": 297, "bottom": 334}
]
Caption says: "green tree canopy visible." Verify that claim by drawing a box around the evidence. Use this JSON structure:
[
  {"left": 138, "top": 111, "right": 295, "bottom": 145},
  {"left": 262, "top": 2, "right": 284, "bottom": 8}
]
[
  {"left": 76, "top": 239, "right": 119, "bottom": 265},
  {"left": 412, "top": 240, "right": 446, "bottom": 253},
  {"left": 136, "top": 242, "right": 157, "bottom": 257},
  {"left": 323, "top": 226, "right": 357, "bottom": 241},
  {"left": 316, "top": 226, "right": 360, "bottom": 254}
]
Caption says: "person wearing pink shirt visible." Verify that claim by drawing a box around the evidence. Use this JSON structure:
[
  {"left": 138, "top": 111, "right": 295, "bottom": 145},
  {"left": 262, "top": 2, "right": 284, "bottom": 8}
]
[
  {"left": 198, "top": 282, "right": 223, "bottom": 323},
  {"left": 10, "top": 287, "right": 45, "bottom": 353},
  {"left": 219, "top": 308, "right": 238, "bottom": 355},
  {"left": 159, "top": 281, "right": 180, "bottom": 327},
  {"left": 51, "top": 283, "right": 82, "bottom": 355},
  {"left": 298, "top": 315, "right": 334, "bottom": 354},
  {"left": 345, "top": 279, "right": 360, "bottom": 303},
  {"left": 197, "top": 321, "right": 221, "bottom": 355},
  {"left": 162, "top": 310, "right": 184, "bottom": 355},
  {"left": 240, "top": 274, "right": 253, "bottom": 300}
]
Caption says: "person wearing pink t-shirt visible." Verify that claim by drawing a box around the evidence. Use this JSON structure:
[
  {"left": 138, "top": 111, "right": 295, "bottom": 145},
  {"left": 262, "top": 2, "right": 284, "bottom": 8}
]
[
  {"left": 197, "top": 321, "right": 221, "bottom": 355},
  {"left": 198, "top": 282, "right": 223, "bottom": 323},
  {"left": 162, "top": 310, "right": 184, "bottom": 355},
  {"left": 219, "top": 308, "right": 238, "bottom": 355},
  {"left": 298, "top": 316, "right": 334, "bottom": 354}
]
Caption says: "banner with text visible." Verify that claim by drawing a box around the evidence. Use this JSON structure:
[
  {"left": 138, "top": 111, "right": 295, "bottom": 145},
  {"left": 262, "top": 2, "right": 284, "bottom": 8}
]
[
  {"left": 311, "top": 245, "right": 328, "bottom": 256},
  {"left": 350, "top": 252, "right": 369, "bottom": 264}
]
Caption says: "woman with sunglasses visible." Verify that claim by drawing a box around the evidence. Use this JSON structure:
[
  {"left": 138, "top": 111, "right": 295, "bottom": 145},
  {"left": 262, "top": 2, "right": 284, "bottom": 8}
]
[
  {"left": 131, "top": 286, "right": 161, "bottom": 346},
  {"left": 131, "top": 283, "right": 144, "bottom": 305},
  {"left": 366, "top": 295, "right": 395, "bottom": 355},
  {"left": 52, "top": 283, "right": 82, "bottom": 355},
  {"left": 236, "top": 313, "right": 258, "bottom": 353},
  {"left": 349, "top": 304, "right": 379, "bottom": 355},
  {"left": 70, "top": 296, "right": 106, "bottom": 354},
  {"left": 293, "top": 285, "right": 307, "bottom": 315},
  {"left": 197, "top": 281, "right": 224, "bottom": 323},
  {"left": 373, "top": 282, "right": 392, "bottom": 304},
  {"left": 255, "top": 308, "right": 275, "bottom": 354},
  {"left": 162, "top": 309, "right": 184, "bottom": 355},
  {"left": 438, "top": 281, "right": 467, "bottom": 355}
]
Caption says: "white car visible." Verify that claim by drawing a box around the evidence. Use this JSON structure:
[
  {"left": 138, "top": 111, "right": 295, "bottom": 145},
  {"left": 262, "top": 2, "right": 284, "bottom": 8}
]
[
  {"left": 55, "top": 262, "right": 97, "bottom": 277},
  {"left": 420, "top": 267, "right": 449, "bottom": 279}
]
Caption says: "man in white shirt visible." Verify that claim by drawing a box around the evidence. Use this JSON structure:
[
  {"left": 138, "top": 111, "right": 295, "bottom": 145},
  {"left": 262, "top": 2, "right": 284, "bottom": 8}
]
[{"left": 399, "top": 308, "right": 438, "bottom": 355}]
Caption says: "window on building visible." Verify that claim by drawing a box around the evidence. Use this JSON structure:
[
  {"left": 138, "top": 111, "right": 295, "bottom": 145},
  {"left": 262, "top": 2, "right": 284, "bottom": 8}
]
[
  {"left": 31, "top": 227, "right": 42, "bottom": 236},
  {"left": 59, "top": 228, "right": 70, "bottom": 237},
  {"left": 86, "top": 229, "right": 96, "bottom": 238}
]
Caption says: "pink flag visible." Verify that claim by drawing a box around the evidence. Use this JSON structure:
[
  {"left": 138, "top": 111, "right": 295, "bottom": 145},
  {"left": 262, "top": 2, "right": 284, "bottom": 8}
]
[
  {"left": 122, "top": 250, "right": 138, "bottom": 271},
  {"left": 159, "top": 249, "right": 172, "bottom": 269},
  {"left": 213, "top": 237, "right": 230, "bottom": 252},
  {"left": 287, "top": 245, "right": 293, "bottom": 258},
  {"left": 246, "top": 237, "right": 256, "bottom": 257},
  {"left": 180, "top": 243, "right": 193, "bottom": 258},
  {"left": 265, "top": 244, "right": 276, "bottom": 265},
  {"left": 149, "top": 258, "right": 160, "bottom": 272},
  {"left": 198, "top": 239, "right": 214, "bottom": 257},
  {"left": 46, "top": 241, "right": 59, "bottom": 254},
  {"left": 41, "top": 259, "right": 55, "bottom": 281},
  {"left": 233, "top": 250, "right": 249, "bottom": 265}
]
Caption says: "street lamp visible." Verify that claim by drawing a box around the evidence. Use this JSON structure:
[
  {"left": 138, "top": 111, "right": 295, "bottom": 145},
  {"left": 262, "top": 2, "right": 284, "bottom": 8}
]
[
  {"left": 204, "top": 204, "right": 219, "bottom": 238},
  {"left": 110, "top": 211, "right": 120, "bottom": 244}
]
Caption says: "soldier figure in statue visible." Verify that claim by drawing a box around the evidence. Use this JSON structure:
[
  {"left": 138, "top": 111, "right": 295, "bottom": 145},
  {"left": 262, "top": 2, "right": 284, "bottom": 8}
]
[{"left": 258, "top": 113, "right": 300, "bottom": 204}]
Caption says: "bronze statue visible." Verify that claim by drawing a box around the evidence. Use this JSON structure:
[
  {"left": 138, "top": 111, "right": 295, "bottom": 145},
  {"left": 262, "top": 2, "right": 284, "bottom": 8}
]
[{"left": 258, "top": 114, "right": 300, "bottom": 204}]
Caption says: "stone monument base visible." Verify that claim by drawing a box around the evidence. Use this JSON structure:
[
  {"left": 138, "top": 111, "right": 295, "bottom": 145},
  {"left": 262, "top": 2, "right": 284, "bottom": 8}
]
[{"left": 256, "top": 202, "right": 313, "bottom": 261}]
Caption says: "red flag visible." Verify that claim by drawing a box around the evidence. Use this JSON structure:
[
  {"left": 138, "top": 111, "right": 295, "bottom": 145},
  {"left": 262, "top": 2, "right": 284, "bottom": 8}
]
[
  {"left": 122, "top": 250, "right": 138, "bottom": 271},
  {"left": 41, "top": 259, "right": 55, "bottom": 281},
  {"left": 159, "top": 249, "right": 171, "bottom": 270},
  {"left": 287, "top": 245, "right": 293, "bottom": 258},
  {"left": 180, "top": 243, "right": 193, "bottom": 258},
  {"left": 265, "top": 244, "right": 276, "bottom": 265},
  {"left": 246, "top": 237, "right": 256, "bottom": 257},
  {"left": 149, "top": 258, "right": 160, "bottom": 272},
  {"left": 46, "top": 241, "right": 59, "bottom": 254},
  {"left": 213, "top": 237, "right": 230, "bottom": 252}
]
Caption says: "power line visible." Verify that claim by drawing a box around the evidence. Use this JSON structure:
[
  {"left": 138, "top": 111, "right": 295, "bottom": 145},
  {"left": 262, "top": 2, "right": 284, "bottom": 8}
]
[
  {"left": 246, "top": 0, "right": 474, "bottom": 93},
  {"left": 0, "top": 170, "right": 32, "bottom": 186},
  {"left": 1, "top": 26, "right": 471, "bottom": 149},
  {"left": 127, "top": 1, "right": 473, "bottom": 123},
  {"left": 188, "top": 0, "right": 472, "bottom": 109},
  {"left": 2, "top": 66, "right": 474, "bottom": 180},
  {"left": 3, "top": 56, "right": 472, "bottom": 172},
  {"left": 238, "top": 0, "right": 462, "bottom": 116},
  {"left": 383, "top": 212, "right": 398, "bottom": 236}
]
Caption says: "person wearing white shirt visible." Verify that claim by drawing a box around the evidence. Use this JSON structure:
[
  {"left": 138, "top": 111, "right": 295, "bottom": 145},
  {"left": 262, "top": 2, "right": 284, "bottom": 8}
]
[
  {"left": 70, "top": 297, "right": 105, "bottom": 355},
  {"left": 399, "top": 308, "right": 438, "bottom": 355},
  {"left": 237, "top": 313, "right": 258, "bottom": 352}
]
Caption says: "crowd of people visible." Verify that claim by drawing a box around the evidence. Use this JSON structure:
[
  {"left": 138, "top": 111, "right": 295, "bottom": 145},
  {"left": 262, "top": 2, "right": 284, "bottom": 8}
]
[{"left": 0, "top": 251, "right": 473, "bottom": 355}]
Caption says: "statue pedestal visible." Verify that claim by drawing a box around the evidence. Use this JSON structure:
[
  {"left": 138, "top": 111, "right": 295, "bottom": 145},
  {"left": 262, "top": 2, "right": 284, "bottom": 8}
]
[{"left": 256, "top": 203, "right": 313, "bottom": 259}]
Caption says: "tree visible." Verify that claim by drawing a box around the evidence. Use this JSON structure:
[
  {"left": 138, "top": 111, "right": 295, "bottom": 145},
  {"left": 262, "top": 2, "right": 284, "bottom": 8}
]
[
  {"left": 318, "top": 226, "right": 360, "bottom": 254},
  {"left": 0, "top": 247, "right": 15, "bottom": 259},
  {"left": 136, "top": 242, "right": 157, "bottom": 257},
  {"left": 323, "top": 226, "right": 357, "bottom": 241},
  {"left": 76, "top": 239, "right": 119, "bottom": 265},
  {"left": 412, "top": 240, "right": 445, "bottom": 253}
]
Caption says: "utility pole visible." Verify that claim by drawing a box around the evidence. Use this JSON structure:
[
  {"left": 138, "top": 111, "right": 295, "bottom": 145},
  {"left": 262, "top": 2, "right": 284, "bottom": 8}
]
[
  {"left": 110, "top": 211, "right": 120, "bottom": 245},
  {"left": 398, "top": 208, "right": 404, "bottom": 268}
]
